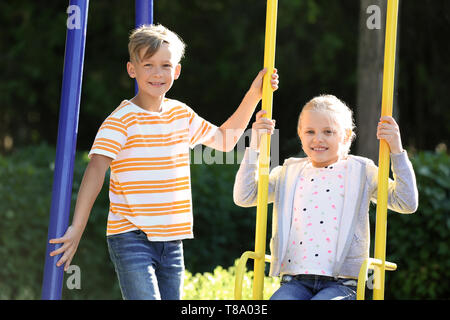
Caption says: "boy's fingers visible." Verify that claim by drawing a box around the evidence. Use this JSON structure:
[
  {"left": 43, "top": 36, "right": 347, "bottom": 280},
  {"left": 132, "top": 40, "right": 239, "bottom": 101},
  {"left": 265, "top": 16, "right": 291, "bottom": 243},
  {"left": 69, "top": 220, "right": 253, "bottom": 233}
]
[
  {"left": 49, "top": 240, "right": 72, "bottom": 256},
  {"left": 49, "top": 237, "right": 64, "bottom": 244},
  {"left": 258, "top": 68, "right": 268, "bottom": 77},
  {"left": 63, "top": 255, "right": 74, "bottom": 271},
  {"left": 56, "top": 248, "right": 73, "bottom": 268},
  {"left": 64, "top": 260, "right": 73, "bottom": 272}
]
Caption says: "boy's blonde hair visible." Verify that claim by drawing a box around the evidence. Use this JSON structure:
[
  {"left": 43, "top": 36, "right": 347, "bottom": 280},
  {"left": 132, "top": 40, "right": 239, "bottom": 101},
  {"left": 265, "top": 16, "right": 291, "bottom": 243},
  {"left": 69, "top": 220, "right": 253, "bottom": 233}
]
[
  {"left": 298, "top": 94, "right": 356, "bottom": 156},
  {"left": 128, "top": 24, "right": 186, "bottom": 64}
]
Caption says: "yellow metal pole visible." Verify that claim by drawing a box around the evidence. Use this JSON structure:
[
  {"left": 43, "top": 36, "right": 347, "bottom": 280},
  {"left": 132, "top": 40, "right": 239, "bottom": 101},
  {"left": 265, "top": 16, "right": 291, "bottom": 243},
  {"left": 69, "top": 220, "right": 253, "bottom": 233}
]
[
  {"left": 253, "top": 0, "right": 278, "bottom": 300},
  {"left": 373, "top": 0, "right": 399, "bottom": 300}
]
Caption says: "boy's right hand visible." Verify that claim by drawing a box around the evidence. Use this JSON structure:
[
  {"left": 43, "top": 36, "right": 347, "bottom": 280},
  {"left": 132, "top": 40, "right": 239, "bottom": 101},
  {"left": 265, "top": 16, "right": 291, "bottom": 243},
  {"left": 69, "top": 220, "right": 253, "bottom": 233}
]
[
  {"left": 250, "top": 109, "right": 276, "bottom": 151},
  {"left": 248, "top": 68, "right": 279, "bottom": 100},
  {"left": 49, "top": 225, "right": 83, "bottom": 271}
]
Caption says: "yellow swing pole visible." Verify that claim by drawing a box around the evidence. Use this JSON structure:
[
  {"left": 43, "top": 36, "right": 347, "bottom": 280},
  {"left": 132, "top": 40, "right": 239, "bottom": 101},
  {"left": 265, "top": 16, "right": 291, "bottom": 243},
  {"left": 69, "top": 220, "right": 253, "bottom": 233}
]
[
  {"left": 253, "top": 0, "right": 278, "bottom": 300},
  {"left": 373, "top": 0, "right": 399, "bottom": 300}
]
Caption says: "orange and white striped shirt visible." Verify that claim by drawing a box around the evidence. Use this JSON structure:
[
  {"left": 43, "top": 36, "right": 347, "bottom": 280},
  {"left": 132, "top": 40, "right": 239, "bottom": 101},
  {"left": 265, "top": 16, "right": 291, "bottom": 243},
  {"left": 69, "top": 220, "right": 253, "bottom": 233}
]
[{"left": 89, "top": 99, "right": 218, "bottom": 241}]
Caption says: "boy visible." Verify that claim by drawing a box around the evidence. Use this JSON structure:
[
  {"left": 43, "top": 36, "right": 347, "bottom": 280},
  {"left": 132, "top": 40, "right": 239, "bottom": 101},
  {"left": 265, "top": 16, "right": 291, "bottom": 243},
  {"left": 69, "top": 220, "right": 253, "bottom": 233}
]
[{"left": 49, "top": 24, "right": 278, "bottom": 300}]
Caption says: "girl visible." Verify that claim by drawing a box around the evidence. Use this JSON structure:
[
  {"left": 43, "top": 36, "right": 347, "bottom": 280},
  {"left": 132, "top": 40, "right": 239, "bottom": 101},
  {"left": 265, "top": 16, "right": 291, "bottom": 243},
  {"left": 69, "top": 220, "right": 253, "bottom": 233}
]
[{"left": 233, "top": 94, "right": 418, "bottom": 300}]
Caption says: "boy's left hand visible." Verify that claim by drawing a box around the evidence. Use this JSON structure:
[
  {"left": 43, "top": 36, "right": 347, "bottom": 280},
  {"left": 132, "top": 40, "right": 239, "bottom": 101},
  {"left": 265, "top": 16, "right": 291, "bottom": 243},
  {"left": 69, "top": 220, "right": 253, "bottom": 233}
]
[
  {"left": 248, "top": 68, "right": 279, "bottom": 99},
  {"left": 377, "top": 116, "right": 404, "bottom": 154}
]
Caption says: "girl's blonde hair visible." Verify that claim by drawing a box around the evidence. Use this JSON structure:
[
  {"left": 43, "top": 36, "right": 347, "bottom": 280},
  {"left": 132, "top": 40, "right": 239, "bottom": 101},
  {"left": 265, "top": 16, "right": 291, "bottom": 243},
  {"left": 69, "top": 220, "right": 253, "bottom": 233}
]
[
  {"left": 298, "top": 94, "right": 356, "bottom": 156},
  {"left": 128, "top": 24, "right": 186, "bottom": 64}
]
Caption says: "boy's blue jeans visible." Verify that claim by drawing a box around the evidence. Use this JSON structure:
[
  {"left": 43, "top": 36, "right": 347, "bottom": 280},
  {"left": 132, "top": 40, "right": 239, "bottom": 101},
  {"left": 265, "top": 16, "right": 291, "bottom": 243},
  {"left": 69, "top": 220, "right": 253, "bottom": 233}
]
[
  {"left": 270, "top": 275, "right": 357, "bottom": 300},
  {"left": 107, "top": 230, "right": 184, "bottom": 300}
]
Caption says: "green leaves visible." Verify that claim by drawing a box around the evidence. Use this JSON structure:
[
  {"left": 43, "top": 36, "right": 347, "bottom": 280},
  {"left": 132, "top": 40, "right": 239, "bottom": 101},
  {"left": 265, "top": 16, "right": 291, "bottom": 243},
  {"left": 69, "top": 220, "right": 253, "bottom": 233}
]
[
  {"left": 382, "top": 150, "right": 450, "bottom": 299},
  {"left": 183, "top": 262, "right": 280, "bottom": 300}
]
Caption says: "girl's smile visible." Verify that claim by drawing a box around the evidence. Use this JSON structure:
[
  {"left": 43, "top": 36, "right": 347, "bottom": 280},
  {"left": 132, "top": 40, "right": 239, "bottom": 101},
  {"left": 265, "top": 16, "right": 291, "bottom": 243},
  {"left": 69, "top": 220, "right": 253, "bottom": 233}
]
[{"left": 298, "top": 110, "right": 348, "bottom": 168}]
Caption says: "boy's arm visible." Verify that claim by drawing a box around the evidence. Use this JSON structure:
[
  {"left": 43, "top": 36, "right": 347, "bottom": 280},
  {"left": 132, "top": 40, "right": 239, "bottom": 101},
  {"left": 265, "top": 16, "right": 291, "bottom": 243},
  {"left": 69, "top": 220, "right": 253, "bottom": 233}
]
[
  {"left": 49, "top": 154, "right": 112, "bottom": 271},
  {"left": 203, "top": 68, "right": 278, "bottom": 152}
]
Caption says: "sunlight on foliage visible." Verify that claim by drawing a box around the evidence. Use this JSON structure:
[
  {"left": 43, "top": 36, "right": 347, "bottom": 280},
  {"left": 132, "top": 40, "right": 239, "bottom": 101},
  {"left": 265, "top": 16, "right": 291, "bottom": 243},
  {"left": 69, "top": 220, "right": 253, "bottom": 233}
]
[{"left": 183, "top": 260, "right": 280, "bottom": 300}]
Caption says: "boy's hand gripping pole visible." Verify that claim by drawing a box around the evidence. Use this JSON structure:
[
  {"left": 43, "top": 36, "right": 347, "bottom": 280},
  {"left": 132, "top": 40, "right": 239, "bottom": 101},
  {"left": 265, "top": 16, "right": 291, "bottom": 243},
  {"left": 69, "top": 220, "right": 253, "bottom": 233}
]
[
  {"left": 253, "top": 0, "right": 278, "bottom": 300},
  {"left": 373, "top": 0, "right": 399, "bottom": 300}
]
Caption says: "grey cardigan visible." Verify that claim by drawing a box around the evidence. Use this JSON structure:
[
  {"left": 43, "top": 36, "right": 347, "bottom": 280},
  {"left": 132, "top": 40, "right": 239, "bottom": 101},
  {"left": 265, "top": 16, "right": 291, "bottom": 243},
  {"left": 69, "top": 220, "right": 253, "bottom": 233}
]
[{"left": 233, "top": 148, "right": 418, "bottom": 279}]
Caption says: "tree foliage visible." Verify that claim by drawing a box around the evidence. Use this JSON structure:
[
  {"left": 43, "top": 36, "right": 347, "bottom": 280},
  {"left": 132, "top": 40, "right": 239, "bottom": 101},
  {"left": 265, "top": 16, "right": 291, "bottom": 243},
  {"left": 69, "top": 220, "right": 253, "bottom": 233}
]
[{"left": 0, "top": 1, "right": 448, "bottom": 159}]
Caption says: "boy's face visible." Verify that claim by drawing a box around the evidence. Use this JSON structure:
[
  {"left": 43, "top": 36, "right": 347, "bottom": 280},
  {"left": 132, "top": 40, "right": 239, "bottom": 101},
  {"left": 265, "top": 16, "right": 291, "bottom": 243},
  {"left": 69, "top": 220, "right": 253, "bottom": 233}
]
[
  {"left": 298, "top": 110, "right": 348, "bottom": 168},
  {"left": 127, "top": 43, "right": 181, "bottom": 101}
]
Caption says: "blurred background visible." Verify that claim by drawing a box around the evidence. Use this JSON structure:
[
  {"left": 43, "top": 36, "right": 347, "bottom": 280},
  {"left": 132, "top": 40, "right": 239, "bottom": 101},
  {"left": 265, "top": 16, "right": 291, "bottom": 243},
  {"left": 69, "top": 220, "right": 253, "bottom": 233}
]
[{"left": 0, "top": 0, "right": 448, "bottom": 299}]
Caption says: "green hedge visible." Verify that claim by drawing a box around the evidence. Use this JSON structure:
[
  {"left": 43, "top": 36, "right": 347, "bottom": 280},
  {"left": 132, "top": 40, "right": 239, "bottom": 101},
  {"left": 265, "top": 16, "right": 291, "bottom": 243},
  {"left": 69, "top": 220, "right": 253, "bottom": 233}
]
[
  {"left": 383, "top": 150, "right": 450, "bottom": 299},
  {"left": 0, "top": 144, "right": 448, "bottom": 299},
  {"left": 183, "top": 261, "right": 279, "bottom": 300}
]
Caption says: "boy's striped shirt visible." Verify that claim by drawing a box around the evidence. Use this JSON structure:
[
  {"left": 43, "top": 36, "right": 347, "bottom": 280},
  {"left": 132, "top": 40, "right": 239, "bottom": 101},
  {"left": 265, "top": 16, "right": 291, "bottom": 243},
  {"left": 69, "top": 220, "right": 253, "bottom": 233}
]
[{"left": 89, "top": 99, "right": 218, "bottom": 241}]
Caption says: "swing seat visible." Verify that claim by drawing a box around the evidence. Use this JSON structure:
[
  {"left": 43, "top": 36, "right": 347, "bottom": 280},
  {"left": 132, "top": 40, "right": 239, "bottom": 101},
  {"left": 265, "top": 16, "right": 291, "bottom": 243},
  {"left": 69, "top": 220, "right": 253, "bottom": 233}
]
[{"left": 235, "top": 254, "right": 397, "bottom": 300}]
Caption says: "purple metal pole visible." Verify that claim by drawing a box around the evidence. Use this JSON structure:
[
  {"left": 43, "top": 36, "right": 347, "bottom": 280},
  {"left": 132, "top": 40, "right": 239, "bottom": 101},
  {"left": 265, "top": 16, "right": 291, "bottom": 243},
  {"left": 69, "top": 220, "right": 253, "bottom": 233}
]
[
  {"left": 135, "top": 0, "right": 154, "bottom": 28},
  {"left": 41, "top": 0, "right": 89, "bottom": 300},
  {"left": 134, "top": 0, "right": 153, "bottom": 94}
]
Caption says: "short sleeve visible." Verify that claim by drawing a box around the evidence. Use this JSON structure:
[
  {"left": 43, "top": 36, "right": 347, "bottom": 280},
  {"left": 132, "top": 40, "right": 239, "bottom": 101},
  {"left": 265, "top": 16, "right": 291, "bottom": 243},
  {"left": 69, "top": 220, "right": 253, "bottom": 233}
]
[
  {"left": 186, "top": 106, "right": 218, "bottom": 149},
  {"left": 88, "top": 115, "right": 128, "bottom": 160}
]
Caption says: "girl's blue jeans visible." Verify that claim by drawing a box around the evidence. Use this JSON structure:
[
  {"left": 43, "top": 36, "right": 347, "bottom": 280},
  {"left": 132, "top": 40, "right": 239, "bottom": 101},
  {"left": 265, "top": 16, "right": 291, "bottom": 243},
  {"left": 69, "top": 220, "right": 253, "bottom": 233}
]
[
  {"left": 107, "top": 230, "right": 184, "bottom": 300},
  {"left": 270, "top": 275, "right": 357, "bottom": 300}
]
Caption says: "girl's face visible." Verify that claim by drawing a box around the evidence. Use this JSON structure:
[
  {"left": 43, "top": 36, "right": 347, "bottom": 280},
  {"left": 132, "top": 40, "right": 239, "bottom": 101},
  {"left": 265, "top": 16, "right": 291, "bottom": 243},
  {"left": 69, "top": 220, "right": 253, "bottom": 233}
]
[{"left": 298, "top": 110, "right": 348, "bottom": 168}]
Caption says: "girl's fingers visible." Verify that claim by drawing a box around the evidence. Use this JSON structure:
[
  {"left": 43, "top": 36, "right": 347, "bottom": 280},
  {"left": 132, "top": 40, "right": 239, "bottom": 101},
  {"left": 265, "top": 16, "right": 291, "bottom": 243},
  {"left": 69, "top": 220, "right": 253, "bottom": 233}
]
[
  {"left": 255, "top": 110, "right": 276, "bottom": 130},
  {"left": 380, "top": 115, "right": 395, "bottom": 123},
  {"left": 378, "top": 120, "right": 398, "bottom": 131},
  {"left": 255, "top": 118, "right": 275, "bottom": 128},
  {"left": 255, "top": 109, "right": 267, "bottom": 120},
  {"left": 379, "top": 116, "right": 399, "bottom": 129}
]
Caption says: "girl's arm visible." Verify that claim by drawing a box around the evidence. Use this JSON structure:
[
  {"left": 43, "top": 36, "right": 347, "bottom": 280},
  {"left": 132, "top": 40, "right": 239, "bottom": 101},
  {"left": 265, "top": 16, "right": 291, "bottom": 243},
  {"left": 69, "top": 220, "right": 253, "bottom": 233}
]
[
  {"left": 377, "top": 116, "right": 403, "bottom": 154},
  {"left": 367, "top": 152, "right": 418, "bottom": 214},
  {"left": 49, "top": 154, "right": 112, "bottom": 271},
  {"left": 233, "top": 148, "right": 282, "bottom": 207},
  {"left": 233, "top": 110, "right": 279, "bottom": 207},
  {"left": 387, "top": 152, "right": 419, "bottom": 213},
  {"left": 370, "top": 116, "right": 418, "bottom": 213}
]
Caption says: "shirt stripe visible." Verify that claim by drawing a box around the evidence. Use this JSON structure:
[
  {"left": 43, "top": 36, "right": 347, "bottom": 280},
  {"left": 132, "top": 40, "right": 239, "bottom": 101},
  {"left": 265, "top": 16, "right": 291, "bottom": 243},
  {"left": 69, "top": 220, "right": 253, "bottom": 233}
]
[{"left": 89, "top": 99, "right": 217, "bottom": 241}]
